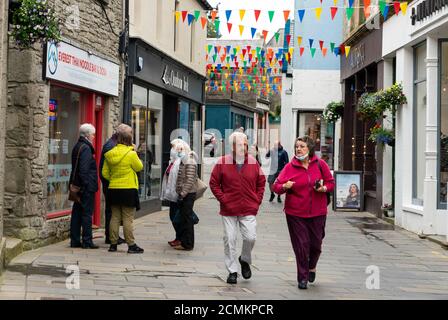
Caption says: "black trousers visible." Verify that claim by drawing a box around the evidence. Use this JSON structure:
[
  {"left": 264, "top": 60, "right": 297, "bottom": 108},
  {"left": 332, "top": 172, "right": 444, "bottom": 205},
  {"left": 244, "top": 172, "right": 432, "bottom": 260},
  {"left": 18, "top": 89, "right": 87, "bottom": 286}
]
[
  {"left": 103, "top": 186, "right": 112, "bottom": 242},
  {"left": 169, "top": 201, "right": 180, "bottom": 240},
  {"left": 70, "top": 192, "right": 94, "bottom": 245},
  {"left": 178, "top": 193, "right": 196, "bottom": 250}
]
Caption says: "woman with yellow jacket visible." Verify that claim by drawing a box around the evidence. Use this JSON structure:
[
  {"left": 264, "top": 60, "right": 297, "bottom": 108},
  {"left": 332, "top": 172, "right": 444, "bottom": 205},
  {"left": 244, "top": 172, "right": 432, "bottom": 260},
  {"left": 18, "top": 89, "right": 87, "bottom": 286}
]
[{"left": 102, "top": 126, "right": 144, "bottom": 254}]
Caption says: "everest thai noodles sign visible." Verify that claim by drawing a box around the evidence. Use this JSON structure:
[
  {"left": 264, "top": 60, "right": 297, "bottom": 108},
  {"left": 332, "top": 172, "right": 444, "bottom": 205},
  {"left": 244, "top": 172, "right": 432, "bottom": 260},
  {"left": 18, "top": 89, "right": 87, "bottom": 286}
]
[{"left": 46, "top": 41, "right": 119, "bottom": 96}]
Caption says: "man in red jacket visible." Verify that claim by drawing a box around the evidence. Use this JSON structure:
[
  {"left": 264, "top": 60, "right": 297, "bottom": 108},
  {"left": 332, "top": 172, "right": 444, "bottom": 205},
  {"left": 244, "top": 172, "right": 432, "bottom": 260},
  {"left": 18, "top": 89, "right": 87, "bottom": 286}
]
[{"left": 209, "top": 132, "right": 266, "bottom": 284}]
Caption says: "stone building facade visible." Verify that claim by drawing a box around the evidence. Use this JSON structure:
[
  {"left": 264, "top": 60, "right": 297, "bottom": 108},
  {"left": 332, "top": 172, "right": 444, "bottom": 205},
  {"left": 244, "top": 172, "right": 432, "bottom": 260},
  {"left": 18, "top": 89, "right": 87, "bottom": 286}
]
[{"left": 3, "top": 0, "right": 124, "bottom": 250}]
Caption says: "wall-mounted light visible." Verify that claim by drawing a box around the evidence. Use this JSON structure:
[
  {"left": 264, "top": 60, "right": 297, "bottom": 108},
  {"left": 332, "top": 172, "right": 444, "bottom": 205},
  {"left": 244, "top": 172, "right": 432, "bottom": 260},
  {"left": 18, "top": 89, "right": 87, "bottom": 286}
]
[{"left": 137, "top": 56, "right": 144, "bottom": 72}]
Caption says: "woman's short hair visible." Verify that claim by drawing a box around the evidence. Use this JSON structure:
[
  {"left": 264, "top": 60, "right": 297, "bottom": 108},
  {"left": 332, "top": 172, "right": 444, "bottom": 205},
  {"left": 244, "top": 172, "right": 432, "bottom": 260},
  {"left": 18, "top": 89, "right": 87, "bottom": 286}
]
[
  {"left": 79, "top": 123, "right": 95, "bottom": 138},
  {"left": 117, "top": 130, "right": 133, "bottom": 146},
  {"left": 295, "top": 136, "right": 316, "bottom": 157}
]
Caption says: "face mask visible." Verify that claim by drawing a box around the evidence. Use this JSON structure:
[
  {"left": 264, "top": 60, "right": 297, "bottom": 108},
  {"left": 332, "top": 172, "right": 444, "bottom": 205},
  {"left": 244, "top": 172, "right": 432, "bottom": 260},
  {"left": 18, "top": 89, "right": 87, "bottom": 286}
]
[
  {"left": 177, "top": 152, "right": 185, "bottom": 158},
  {"left": 295, "top": 153, "right": 309, "bottom": 161}
]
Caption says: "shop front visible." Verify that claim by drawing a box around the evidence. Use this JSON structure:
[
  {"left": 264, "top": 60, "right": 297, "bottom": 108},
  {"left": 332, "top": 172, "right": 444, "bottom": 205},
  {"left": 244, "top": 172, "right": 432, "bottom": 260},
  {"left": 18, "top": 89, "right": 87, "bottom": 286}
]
[
  {"left": 382, "top": 0, "right": 448, "bottom": 238},
  {"left": 127, "top": 38, "right": 205, "bottom": 213},
  {"left": 341, "top": 27, "right": 384, "bottom": 216},
  {"left": 45, "top": 41, "right": 120, "bottom": 226}
]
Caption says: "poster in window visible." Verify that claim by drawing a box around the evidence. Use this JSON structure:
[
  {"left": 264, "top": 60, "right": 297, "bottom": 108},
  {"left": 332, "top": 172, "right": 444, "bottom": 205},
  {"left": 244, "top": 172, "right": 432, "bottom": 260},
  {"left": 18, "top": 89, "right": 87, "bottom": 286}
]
[{"left": 333, "top": 171, "right": 363, "bottom": 211}]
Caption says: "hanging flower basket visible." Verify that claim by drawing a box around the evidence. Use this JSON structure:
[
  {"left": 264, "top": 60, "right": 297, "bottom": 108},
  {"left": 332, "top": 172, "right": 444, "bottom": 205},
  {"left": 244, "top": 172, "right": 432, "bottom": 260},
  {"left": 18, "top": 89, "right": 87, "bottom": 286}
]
[
  {"left": 357, "top": 92, "right": 382, "bottom": 121},
  {"left": 369, "top": 124, "right": 395, "bottom": 146},
  {"left": 376, "top": 83, "right": 408, "bottom": 115},
  {"left": 10, "top": 0, "right": 62, "bottom": 49},
  {"left": 322, "top": 101, "right": 344, "bottom": 123}
]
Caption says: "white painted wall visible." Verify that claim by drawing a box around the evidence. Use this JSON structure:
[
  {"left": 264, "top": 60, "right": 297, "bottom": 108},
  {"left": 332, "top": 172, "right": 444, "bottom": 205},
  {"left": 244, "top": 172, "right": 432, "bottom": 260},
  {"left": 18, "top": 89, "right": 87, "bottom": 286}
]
[{"left": 130, "top": 0, "right": 207, "bottom": 77}]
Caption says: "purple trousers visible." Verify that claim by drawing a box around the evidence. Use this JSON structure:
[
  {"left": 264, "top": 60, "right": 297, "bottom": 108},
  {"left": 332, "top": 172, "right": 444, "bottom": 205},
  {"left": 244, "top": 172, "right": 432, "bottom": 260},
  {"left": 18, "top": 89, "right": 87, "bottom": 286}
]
[{"left": 286, "top": 214, "right": 327, "bottom": 283}]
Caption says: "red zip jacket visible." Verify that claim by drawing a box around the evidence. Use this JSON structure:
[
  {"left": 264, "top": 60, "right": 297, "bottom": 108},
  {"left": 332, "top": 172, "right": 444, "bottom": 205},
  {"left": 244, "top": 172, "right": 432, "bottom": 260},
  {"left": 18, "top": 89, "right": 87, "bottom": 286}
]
[
  {"left": 209, "top": 154, "right": 266, "bottom": 216},
  {"left": 273, "top": 156, "right": 335, "bottom": 218}
]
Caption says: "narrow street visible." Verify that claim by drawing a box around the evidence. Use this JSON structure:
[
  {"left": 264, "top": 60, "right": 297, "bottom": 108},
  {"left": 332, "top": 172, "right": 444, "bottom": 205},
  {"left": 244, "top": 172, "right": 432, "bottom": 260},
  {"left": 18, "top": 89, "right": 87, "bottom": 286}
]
[{"left": 0, "top": 165, "right": 447, "bottom": 300}]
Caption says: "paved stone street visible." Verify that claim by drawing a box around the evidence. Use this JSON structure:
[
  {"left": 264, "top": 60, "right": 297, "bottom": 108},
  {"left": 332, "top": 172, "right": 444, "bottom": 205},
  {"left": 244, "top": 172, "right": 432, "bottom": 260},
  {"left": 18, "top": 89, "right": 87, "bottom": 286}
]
[{"left": 0, "top": 164, "right": 448, "bottom": 300}]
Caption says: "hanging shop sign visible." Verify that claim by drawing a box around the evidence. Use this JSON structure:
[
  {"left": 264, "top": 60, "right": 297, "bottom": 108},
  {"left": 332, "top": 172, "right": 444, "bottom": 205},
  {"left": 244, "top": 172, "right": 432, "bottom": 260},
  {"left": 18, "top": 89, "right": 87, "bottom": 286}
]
[{"left": 45, "top": 41, "right": 120, "bottom": 96}]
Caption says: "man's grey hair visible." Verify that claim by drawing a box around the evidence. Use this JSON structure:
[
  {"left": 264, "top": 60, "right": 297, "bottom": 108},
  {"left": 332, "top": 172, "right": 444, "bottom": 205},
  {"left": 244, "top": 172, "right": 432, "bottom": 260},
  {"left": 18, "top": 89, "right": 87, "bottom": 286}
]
[
  {"left": 79, "top": 123, "right": 96, "bottom": 138},
  {"left": 115, "top": 123, "right": 132, "bottom": 135},
  {"left": 229, "top": 132, "right": 248, "bottom": 148}
]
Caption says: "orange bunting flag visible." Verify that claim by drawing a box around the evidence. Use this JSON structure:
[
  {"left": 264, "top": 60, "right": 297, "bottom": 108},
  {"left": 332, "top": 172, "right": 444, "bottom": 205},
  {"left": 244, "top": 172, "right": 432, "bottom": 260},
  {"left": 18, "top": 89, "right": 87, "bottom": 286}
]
[
  {"left": 262, "top": 30, "right": 269, "bottom": 42},
  {"left": 211, "top": 10, "right": 218, "bottom": 22},
  {"left": 364, "top": 0, "right": 371, "bottom": 18},
  {"left": 200, "top": 17, "right": 207, "bottom": 29},
  {"left": 300, "top": 47, "right": 305, "bottom": 56},
  {"left": 283, "top": 10, "right": 291, "bottom": 22},
  {"left": 239, "top": 9, "right": 246, "bottom": 21},
  {"left": 322, "top": 48, "right": 328, "bottom": 57},
  {"left": 297, "top": 36, "right": 303, "bottom": 47},
  {"left": 239, "top": 25, "right": 244, "bottom": 36}
]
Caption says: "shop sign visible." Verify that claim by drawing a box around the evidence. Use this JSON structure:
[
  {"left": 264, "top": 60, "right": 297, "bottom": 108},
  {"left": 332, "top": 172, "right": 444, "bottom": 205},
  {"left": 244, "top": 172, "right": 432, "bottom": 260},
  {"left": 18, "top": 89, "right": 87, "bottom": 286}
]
[
  {"left": 45, "top": 41, "right": 120, "bottom": 96},
  {"left": 161, "top": 65, "right": 189, "bottom": 93},
  {"left": 411, "top": 0, "right": 448, "bottom": 25},
  {"left": 348, "top": 44, "right": 365, "bottom": 70}
]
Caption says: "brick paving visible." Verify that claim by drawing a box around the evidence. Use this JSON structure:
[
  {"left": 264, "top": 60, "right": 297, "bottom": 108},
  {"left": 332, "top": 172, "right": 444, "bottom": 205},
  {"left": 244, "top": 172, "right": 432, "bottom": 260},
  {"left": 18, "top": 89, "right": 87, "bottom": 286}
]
[{"left": 0, "top": 162, "right": 448, "bottom": 300}]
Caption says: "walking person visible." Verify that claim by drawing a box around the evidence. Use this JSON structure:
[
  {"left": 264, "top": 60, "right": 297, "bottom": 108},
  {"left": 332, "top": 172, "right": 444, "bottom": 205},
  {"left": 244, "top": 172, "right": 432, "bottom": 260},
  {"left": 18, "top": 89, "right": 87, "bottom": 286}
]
[
  {"left": 99, "top": 124, "right": 129, "bottom": 245},
  {"left": 172, "top": 141, "right": 199, "bottom": 251},
  {"left": 266, "top": 141, "right": 289, "bottom": 203},
  {"left": 161, "top": 139, "right": 186, "bottom": 247},
  {"left": 209, "top": 132, "right": 266, "bottom": 284},
  {"left": 102, "top": 125, "right": 145, "bottom": 254},
  {"left": 273, "top": 136, "right": 334, "bottom": 289},
  {"left": 69, "top": 123, "right": 99, "bottom": 249}
]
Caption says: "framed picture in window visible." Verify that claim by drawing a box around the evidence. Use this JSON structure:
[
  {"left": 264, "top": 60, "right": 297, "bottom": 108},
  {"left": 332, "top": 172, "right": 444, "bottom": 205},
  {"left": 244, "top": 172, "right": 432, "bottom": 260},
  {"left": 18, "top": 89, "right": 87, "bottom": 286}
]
[{"left": 333, "top": 171, "right": 363, "bottom": 211}]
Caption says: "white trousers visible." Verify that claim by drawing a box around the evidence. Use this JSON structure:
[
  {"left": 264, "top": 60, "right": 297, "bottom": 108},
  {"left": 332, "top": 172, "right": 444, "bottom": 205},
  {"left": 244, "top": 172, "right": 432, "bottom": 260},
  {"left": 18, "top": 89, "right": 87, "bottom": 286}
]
[{"left": 222, "top": 215, "right": 257, "bottom": 274}]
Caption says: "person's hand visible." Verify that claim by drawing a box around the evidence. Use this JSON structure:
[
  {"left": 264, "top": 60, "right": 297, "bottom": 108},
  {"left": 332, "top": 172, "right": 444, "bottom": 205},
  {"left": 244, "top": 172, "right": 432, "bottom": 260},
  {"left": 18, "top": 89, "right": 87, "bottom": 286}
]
[
  {"left": 132, "top": 143, "right": 137, "bottom": 150},
  {"left": 283, "top": 181, "right": 295, "bottom": 190},
  {"left": 315, "top": 185, "right": 327, "bottom": 193}
]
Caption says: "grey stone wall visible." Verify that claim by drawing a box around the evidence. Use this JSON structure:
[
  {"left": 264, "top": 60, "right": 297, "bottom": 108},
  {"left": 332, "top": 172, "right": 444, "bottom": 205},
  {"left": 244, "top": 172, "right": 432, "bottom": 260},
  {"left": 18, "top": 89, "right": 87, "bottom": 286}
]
[
  {"left": 0, "top": 0, "right": 9, "bottom": 242},
  {"left": 4, "top": 0, "right": 123, "bottom": 250}
]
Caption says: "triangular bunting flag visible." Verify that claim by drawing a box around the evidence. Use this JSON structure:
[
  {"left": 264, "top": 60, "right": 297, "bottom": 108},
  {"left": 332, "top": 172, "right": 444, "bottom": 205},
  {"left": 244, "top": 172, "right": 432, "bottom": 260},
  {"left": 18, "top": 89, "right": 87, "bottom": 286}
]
[
  {"left": 319, "top": 40, "right": 324, "bottom": 51},
  {"left": 330, "top": 42, "right": 335, "bottom": 53},
  {"left": 322, "top": 48, "right": 328, "bottom": 57},
  {"left": 400, "top": 2, "right": 408, "bottom": 15},
  {"left": 268, "top": 11, "right": 275, "bottom": 23},
  {"left": 275, "top": 32, "right": 280, "bottom": 43},
  {"left": 309, "top": 39, "right": 314, "bottom": 48},
  {"left": 254, "top": 10, "right": 261, "bottom": 22},
  {"left": 286, "top": 35, "right": 291, "bottom": 46},
  {"left": 208, "top": 44, "right": 213, "bottom": 53},
  {"left": 181, "top": 11, "right": 188, "bottom": 22},
  {"left": 333, "top": 0, "right": 338, "bottom": 5},
  {"left": 262, "top": 30, "right": 269, "bottom": 42},
  {"left": 314, "top": 7, "right": 323, "bottom": 20},
  {"left": 215, "top": 20, "right": 220, "bottom": 33},
  {"left": 300, "top": 47, "right": 305, "bottom": 56},
  {"left": 394, "top": 2, "right": 401, "bottom": 15},
  {"left": 283, "top": 10, "right": 290, "bottom": 22},
  {"left": 239, "top": 9, "right": 246, "bottom": 21},
  {"left": 187, "top": 14, "right": 194, "bottom": 26},
  {"left": 226, "top": 10, "right": 232, "bottom": 22},
  {"left": 194, "top": 10, "right": 200, "bottom": 22},
  {"left": 345, "top": 46, "right": 351, "bottom": 57},
  {"left": 331, "top": 7, "right": 338, "bottom": 20},
  {"left": 175, "top": 11, "right": 180, "bottom": 24},
  {"left": 239, "top": 25, "right": 244, "bottom": 36},
  {"left": 310, "top": 48, "right": 317, "bottom": 58},
  {"left": 297, "top": 36, "right": 303, "bottom": 47},
  {"left": 381, "top": 1, "right": 390, "bottom": 18},
  {"left": 200, "top": 17, "right": 207, "bottom": 29},
  {"left": 251, "top": 27, "right": 257, "bottom": 39},
  {"left": 298, "top": 10, "right": 305, "bottom": 23},
  {"left": 346, "top": 8, "right": 354, "bottom": 20},
  {"left": 349, "top": 0, "right": 355, "bottom": 8}
]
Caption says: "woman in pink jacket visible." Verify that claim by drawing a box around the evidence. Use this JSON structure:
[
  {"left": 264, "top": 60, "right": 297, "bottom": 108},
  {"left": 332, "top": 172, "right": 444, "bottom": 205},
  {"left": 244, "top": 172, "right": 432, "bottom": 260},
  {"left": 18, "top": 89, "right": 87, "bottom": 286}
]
[{"left": 273, "top": 136, "right": 335, "bottom": 290}]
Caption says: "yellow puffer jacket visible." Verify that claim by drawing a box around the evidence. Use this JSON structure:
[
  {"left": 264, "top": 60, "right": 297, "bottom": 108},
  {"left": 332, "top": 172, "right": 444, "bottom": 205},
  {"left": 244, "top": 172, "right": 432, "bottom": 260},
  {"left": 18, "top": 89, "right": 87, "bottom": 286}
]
[{"left": 102, "top": 144, "right": 143, "bottom": 189}]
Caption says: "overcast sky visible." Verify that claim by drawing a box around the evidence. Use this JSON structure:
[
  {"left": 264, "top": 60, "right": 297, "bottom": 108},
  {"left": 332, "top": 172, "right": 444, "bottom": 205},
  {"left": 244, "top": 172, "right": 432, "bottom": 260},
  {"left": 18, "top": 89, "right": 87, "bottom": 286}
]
[{"left": 207, "top": 0, "right": 295, "bottom": 41}]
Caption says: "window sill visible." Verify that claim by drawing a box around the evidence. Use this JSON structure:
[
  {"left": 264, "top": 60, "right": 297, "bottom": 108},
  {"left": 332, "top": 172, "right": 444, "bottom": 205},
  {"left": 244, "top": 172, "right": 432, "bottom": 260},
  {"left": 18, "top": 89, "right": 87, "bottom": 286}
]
[
  {"left": 402, "top": 205, "right": 424, "bottom": 216},
  {"left": 46, "top": 210, "right": 71, "bottom": 220}
]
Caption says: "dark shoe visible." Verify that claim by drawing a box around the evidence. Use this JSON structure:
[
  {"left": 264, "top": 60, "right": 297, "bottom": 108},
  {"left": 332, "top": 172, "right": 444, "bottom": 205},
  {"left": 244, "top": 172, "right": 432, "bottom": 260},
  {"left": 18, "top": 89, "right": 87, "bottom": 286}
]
[
  {"left": 277, "top": 196, "right": 282, "bottom": 203},
  {"left": 227, "top": 272, "right": 237, "bottom": 284},
  {"left": 128, "top": 244, "right": 144, "bottom": 254},
  {"left": 168, "top": 239, "right": 181, "bottom": 247},
  {"left": 82, "top": 242, "right": 99, "bottom": 249},
  {"left": 269, "top": 193, "right": 275, "bottom": 202},
  {"left": 309, "top": 271, "right": 316, "bottom": 283},
  {"left": 117, "top": 237, "right": 126, "bottom": 245},
  {"left": 239, "top": 256, "right": 252, "bottom": 279},
  {"left": 173, "top": 244, "right": 193, "bottom": 251},
  {"left": 70, "top": 243, "right": 82, "bottom": 248},
  {"left": 298, "top": 280, "right": 308, "bottom": 290},
  {"left": 108, "top": 244, "right": 117, "bottom": 252},
  {"left": 105, "top": 239, "right": 111, "bottom": 245}
]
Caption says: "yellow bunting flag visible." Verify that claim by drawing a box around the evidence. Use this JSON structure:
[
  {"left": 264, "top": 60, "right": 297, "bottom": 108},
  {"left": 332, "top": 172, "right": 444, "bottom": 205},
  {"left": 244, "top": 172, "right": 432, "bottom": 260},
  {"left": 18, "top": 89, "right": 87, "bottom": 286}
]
[
  {"left": 236, "top": 46, "right": 240, "bottom": 53},
  {"left": 175, "top": 11, "right": 180, "bottom": 24},
  {"left": 400, "top": 2, "right": 408, "bottom": 15},
  {"left": 345, "top": 46, "right": 351, "bottom": 57},
  {"left": 333, "top": 0, "right": 338, "bottom": 5},
  {"left": 315, "top": 7, "right": 323, "bottom": 20},
  {"left": 239, "top": 9, "right": 246, "bottom": 21},
  {"left": 239, "top": 25, "right": 244, "bottom": 36},
  {"left": 297, "top": 36, "right": 303, "bottom": 47},
  {"left": 289, "top": 48, "right": 294, "bottom": 55}
]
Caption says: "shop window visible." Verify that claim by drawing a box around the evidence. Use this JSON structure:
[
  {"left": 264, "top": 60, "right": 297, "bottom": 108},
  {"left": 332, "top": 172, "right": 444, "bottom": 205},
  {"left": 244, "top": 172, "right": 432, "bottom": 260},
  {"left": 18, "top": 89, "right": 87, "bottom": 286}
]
[
  {"left": 132, "top": 85, "right": 162, "bottom": 201},
  {"left": 47, "top": 87, "right": 81, "bottom": 213},
  {"left": 439, "top": 42, "right": 448, "bottom": 208},
  {"left": 297, "top": 112, "right": 335, "bottom": 170},
  {"left": 413, "top": 43, "right": 426, "bottom": 206}
]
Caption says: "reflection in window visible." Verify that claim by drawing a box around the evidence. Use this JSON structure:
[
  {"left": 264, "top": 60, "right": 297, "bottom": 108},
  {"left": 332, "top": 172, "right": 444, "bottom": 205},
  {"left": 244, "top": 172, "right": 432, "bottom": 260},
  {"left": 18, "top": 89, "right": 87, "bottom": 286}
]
[{"left": 47, "top": 87, "right": 81, "bottom": 213}]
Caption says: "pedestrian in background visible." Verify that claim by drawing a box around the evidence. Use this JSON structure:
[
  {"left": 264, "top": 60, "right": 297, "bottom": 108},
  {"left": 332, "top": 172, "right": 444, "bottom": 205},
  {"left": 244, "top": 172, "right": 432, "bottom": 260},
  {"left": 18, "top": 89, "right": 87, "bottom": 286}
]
[
  {"left": 69, "top": 123, "right": 99, "bottom": 249},
  {"left": 172, "top": 141, "right": 199, "bottom": 251},
  {"left": 210, "top": 132, "right": 266, "bottom": 284},
  {"left": 266, "top": 141, "right": 289, "bottom": 203},
  {"left": 249, "top": 143, "right": 261, "bottom": 166},
  {"left": 102, "top": 125, "right": 144, "bottom": 254},
  {"left": 99, "top": 124, "right": 129, "bottom": 245},
  {"left": 273, "top": 136, "right": 334, "bottom": 289}
]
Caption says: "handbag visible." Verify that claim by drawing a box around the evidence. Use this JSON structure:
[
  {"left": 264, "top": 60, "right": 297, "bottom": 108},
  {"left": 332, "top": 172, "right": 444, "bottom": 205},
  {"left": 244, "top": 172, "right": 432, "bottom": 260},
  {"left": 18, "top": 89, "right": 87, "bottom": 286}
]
[
  {"left": 68, "top": 145, "right": 85, "bottom": 203},
  {"left": 173, "top": 208, "right": 199, "bottom": 225},
  {"left": 317, "top": 159, "right": 331, "bottom": 206},
  {"left": 195, "top": 177, "right": 208, "bottom": 200}
]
